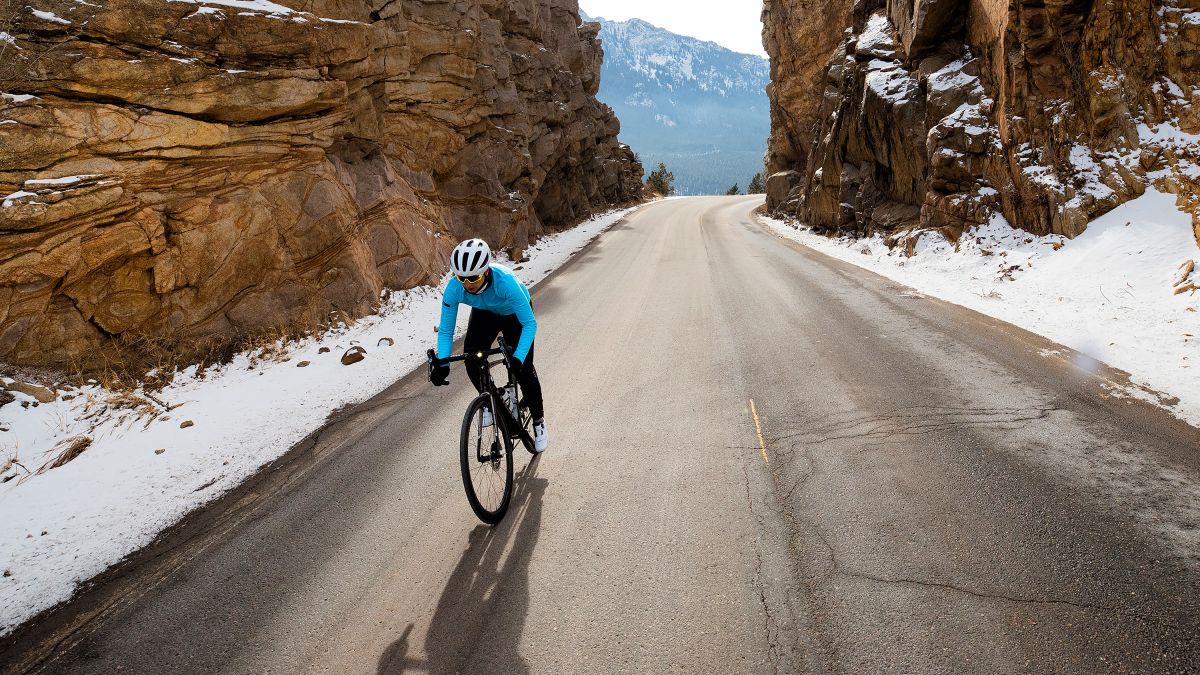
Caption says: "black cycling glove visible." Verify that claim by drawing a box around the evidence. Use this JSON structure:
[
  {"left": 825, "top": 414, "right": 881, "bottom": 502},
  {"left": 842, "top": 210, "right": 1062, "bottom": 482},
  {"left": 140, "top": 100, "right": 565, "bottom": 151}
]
[{"left": 427, "top": 350, "right": 450, "bottom": 386}]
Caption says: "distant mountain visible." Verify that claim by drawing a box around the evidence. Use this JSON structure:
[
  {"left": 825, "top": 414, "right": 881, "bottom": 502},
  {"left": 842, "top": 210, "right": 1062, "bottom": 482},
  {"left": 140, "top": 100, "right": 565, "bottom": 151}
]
[{"left": 584, "top": 12, "right": 770, "bottom": 196}]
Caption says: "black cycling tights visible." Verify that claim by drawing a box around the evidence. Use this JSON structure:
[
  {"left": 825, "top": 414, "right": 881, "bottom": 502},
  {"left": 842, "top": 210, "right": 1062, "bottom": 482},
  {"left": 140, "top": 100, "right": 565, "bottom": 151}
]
[{"left": 463, "top": 308, "right": 545, "bottom": 422}]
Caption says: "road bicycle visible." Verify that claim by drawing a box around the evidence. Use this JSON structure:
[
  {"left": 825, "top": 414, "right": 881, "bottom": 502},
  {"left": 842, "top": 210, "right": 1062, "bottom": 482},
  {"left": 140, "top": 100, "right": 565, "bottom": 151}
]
[{"left": 427, "top": 336, "right": 537, "bottom": 524}]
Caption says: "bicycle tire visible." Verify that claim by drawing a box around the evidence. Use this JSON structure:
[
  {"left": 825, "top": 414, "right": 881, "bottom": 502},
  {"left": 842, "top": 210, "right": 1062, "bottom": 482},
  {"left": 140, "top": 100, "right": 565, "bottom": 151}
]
[{"left": 459, "top": 393, "right": 513, "bottom": 524}]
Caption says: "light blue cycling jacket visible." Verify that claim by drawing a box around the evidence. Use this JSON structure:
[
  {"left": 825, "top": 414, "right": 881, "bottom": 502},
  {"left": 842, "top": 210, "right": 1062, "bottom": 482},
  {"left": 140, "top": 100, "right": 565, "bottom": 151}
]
[{"left": 437, "top": 264, "right": 537, "bottom": 362}]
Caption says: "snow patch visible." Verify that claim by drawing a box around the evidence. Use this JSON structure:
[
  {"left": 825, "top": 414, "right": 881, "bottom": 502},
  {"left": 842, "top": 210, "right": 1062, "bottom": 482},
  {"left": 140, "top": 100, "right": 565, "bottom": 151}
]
[
  {"left": 865, "top": 60, "right": 917, "bottom": 105},
  {"left": 927, "top": 60, "right": 980, "bottom": 95},
  {"left": 1, "top": 190, "right": 38, "bottom": 207},
  {"left": 184, "top": 6, "right": 225, "bottom": 18},
  {"left": 30, "top": 8, "right": 71, "bottom": 24},
  {"left": 856, "top": 12, "right": 897, "bottom": 58},
  {"left": 1161, "top": 77, "right": 1186, "bottom": 99},
  {"left": 24, "top": 175, "right": 97, "bottom": 187},
  {"left": 624, "top": 91, "right": 654, "bottom": 108},
  {"left": 1138, "top": 121, "right": 1200, "bottom": 147},
  {"left": 1064, "top": 144, "right": 1118, "bottom": 208},
  {"left": 1015, "top": 142, "right": 1077, "bottom": 194},
  {"left": 167, "top": 0, "right": 299, "bottom": 18}
]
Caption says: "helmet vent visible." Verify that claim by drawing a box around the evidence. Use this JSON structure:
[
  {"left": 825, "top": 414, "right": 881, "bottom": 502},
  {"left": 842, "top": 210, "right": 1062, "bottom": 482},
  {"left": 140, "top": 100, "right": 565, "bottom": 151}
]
[{"left": 450, "top": 238, "right": 492, "bottom": 277}]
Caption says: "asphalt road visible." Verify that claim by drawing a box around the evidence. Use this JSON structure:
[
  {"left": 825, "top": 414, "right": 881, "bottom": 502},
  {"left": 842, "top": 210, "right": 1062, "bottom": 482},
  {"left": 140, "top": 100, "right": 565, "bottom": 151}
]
[{"left": 4, "top": 196, "right": 1200, "bottom": 673}]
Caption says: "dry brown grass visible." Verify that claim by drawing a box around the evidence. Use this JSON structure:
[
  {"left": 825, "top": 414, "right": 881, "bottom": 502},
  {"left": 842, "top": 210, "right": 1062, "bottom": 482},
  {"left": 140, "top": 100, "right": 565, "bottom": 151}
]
[
  {"left": 1, "top": 447, "right": 28, "bottom": 484},
  {"left": 35, "top": 436, "right": 91, "bottom": 475},
  {"left": 54, "top": 314, "right": 336, "bottom": 392}
]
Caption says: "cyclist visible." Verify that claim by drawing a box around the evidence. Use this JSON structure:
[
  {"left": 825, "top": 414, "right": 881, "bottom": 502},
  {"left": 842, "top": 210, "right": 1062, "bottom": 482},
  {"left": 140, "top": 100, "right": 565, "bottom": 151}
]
[{"left": 429, "top": 238, "right": 548, "bottom": 453}]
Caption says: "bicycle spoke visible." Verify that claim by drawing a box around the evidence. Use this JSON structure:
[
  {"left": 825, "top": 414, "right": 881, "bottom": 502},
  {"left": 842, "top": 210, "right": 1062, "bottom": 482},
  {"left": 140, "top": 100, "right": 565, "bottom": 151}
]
[{"left": 469, "top": 427, "right": 498, "bottom": 509}]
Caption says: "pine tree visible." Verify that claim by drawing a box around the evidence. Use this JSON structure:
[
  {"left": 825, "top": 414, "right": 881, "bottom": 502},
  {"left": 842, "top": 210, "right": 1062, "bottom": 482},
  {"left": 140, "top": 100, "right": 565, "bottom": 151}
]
[
  {"left": 748, "top": 172, "right": 766, "bottom": 194},
  {"left": 725, "top": 183, "right": 741, "bottom": 195},
  {"left": 647, "top": 162, "right": 675, "bottom": 196}
]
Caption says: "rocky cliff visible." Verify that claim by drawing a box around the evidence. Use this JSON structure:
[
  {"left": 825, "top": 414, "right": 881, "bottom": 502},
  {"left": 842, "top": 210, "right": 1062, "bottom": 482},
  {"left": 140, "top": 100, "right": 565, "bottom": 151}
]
[
  {"left": 0, "top": 0, "right": 642, "bottom": 366},
  {"left": 763, "top": 0, "right": 1200, "bottom": 248}
]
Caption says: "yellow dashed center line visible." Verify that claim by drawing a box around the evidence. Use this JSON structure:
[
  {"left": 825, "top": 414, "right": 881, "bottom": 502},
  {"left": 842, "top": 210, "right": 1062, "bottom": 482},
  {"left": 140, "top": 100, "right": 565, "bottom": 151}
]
[{"left": 750, "top": 398, "right": 768, "bottom": 464}]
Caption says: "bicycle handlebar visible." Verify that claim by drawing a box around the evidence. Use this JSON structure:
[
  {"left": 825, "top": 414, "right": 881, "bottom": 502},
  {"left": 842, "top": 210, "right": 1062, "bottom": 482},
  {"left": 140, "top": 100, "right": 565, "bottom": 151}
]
[
  {"left": 427, "top": 335, "right": 515, "bottom": 368},
  {"left": 428, "top": 346, "right": 506, "bottom": 365}
]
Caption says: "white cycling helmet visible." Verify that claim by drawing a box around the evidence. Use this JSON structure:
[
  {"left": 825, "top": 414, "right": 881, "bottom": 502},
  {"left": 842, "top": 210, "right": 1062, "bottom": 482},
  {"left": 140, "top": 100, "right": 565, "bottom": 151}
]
[{"left": 450, "top": 238, "right": 492, "bottom": 277}]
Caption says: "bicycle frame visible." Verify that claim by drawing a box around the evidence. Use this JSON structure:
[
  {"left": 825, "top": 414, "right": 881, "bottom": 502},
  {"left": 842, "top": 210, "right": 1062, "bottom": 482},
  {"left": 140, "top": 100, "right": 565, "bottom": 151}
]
[{"left": 431, "top": 336, "right": 534, "bottom": 452}]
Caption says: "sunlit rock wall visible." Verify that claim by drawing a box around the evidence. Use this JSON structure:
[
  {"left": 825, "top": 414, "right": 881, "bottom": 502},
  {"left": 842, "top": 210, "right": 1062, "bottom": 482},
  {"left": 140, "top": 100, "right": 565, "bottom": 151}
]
[
  {"left": 0, "top": 0, "right": 642, "bottom": 366},
  {"left": 763, "top": 0, "right": 1200, "bottom": 247}
]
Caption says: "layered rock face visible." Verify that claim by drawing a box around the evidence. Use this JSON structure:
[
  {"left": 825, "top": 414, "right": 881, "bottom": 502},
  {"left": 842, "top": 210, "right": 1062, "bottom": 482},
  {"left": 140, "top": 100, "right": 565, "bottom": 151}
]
[
  {"left": 0, "top": 0, "right": 641, "bottom": 366},
  {"left": 763, "top": 0, "right": 1200, "bottom": 247}
]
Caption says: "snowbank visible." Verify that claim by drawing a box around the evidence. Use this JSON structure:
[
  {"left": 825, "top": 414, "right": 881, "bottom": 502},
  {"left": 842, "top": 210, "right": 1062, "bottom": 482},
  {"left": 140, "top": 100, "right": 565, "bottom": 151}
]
[{"left": 761, "top": 187, "right": 1200, "bottom": 426}]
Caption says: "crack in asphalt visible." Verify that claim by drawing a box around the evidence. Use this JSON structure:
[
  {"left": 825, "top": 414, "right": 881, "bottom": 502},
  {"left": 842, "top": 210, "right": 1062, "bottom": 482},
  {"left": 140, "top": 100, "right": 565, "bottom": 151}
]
[
  {"left": 761, "top": 403, "right": 1189, "bottom": 637},
  {"left": 834, "top": 565, "right": 1185, "bottom": 632},
  {"left": 741, "top": 463, "right": 783, "bottom": 675},
  {"left": 836, "top": 569, "right": 1112, "bottom": 610},
  {"left": 785, "top": 477, "right": 1186, "bottom": 634},
  {"left": 778, "top": 440, "right": 817, "bottom": 505}
]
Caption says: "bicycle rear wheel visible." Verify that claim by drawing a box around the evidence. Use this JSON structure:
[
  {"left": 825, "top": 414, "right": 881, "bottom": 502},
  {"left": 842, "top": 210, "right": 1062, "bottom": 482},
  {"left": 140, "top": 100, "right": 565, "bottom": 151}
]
[{"left": 459, "top": 394, "right": 513, "bottom": 524}]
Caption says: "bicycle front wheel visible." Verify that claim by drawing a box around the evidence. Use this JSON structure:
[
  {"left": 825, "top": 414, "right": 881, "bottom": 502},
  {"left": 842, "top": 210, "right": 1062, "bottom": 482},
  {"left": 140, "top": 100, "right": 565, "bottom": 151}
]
[{"left": 459, "top": 394, "right": 513, "bottom": 524}]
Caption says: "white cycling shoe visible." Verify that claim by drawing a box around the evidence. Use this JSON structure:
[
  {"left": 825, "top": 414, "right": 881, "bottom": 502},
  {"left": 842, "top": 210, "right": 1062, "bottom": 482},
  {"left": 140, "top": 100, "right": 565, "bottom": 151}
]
[{"left": 533, "top": 419, "right": 548, "bottom": 453}]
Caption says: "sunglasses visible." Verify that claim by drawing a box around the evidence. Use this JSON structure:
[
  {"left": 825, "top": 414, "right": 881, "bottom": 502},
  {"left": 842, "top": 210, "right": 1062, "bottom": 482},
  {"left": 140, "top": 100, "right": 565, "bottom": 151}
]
[{"left": 457, "top": 273, "right": 485, "bottom": 284}]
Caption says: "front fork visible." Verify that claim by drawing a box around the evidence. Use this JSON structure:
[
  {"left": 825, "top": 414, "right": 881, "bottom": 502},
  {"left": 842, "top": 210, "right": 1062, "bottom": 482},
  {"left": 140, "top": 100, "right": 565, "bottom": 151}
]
[{"left": 479, "top": 391, "right": 512, "bottom": 463}]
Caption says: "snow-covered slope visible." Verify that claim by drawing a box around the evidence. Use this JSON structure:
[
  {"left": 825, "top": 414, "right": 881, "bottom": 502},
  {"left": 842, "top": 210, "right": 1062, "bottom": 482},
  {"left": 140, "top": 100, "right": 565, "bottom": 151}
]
[
  {"left": 585, "top": 12, "right": 770, "bottom": 195},
  {"left": 761, "top": 188, "right": 1200, "bottom": 427}
]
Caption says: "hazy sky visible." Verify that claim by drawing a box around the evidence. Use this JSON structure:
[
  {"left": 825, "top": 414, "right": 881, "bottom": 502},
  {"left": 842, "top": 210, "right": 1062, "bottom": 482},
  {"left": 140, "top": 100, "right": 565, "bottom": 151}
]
[{"left": 579, "top": 1, "right": 767, "bottom": 57}]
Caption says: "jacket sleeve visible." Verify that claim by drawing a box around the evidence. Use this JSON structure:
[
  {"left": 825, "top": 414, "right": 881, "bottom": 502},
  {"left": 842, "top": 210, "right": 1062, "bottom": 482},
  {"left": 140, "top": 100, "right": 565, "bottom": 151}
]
[
  {"left": 436, "top": 283, "right": 462, "bottom": 360},
  {"left": 512, "top": 290, "right": 537, "bottom": 363}
]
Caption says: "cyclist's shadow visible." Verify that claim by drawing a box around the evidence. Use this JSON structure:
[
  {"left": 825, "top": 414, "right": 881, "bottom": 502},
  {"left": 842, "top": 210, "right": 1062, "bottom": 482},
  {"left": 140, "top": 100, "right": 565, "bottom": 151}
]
[{"left": 378, "top": 457, "right": 547, "bottom": 674}]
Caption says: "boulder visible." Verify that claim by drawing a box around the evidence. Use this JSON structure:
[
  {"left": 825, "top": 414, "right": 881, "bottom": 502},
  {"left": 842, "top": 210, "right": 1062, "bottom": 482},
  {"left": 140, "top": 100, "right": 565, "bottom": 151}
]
[
  {"left": 340, "top": 346, "right": 366, "bottom": 366},
  {"left": 5, "top": 381, "right": 56, "bottom": 404},
  {"left": 766, "top": 171, "right": 802, "bottom": 211},
  {"left": 889, "top": 0, "right": 966, "bottom": 59}
]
